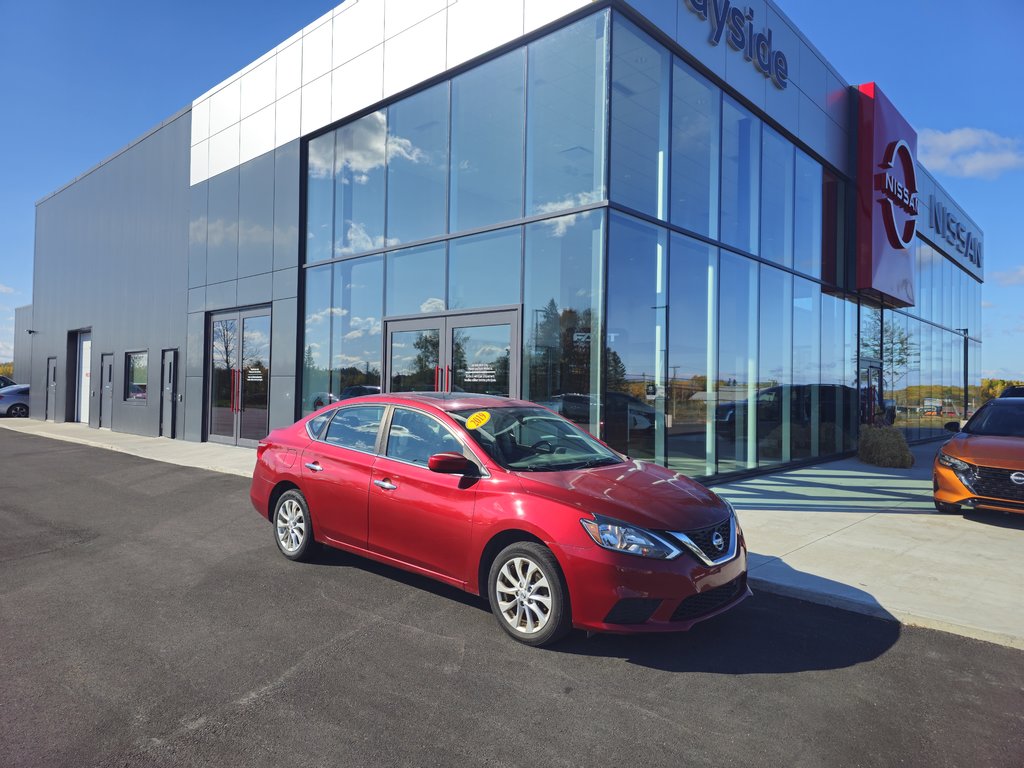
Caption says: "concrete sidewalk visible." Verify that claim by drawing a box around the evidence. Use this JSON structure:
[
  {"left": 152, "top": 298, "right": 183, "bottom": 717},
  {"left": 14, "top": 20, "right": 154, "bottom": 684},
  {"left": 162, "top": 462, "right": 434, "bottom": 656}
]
[{"left": 3, "top": 417, "right": 1023, "bottom": 649}]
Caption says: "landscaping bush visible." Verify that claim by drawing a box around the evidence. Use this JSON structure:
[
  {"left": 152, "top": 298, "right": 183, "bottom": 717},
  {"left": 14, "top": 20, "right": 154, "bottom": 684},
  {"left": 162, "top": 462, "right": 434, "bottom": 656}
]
[{"left": 858, "top": 424, "right": 914, "bottom": 468}]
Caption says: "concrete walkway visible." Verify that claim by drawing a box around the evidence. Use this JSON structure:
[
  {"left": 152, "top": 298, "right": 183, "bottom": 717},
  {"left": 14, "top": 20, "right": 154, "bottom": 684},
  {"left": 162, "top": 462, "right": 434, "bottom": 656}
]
[{"left": 3, "top": 417, "right": 1022, "bottom": 649}]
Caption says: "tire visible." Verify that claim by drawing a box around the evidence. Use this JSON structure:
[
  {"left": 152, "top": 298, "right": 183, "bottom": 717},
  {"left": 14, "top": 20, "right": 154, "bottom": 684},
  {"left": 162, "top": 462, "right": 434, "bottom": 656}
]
[
  {"left": 487, "top": 542, "right": 571, "bottom": 647},
  {"left": 934, "top": 500, "right": 961, "bottom": 514},
  {"left": 273, "top": 489, "right": 315, "bottom": 561},
  {"left": 7, "top": 403, "right": 28, "bottom": 418}
]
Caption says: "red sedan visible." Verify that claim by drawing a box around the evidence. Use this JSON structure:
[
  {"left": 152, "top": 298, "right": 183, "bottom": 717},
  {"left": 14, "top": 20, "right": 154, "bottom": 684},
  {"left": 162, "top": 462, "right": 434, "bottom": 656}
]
[{"left": 251, "top": 393, "right": 749, "bottom": 646}]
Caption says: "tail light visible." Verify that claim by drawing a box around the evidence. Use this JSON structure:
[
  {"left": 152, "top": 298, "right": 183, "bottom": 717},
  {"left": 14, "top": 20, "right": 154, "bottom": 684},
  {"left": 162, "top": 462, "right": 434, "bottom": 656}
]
[{"left": 257, "top": 441, "right": 270, "bottom": 461}]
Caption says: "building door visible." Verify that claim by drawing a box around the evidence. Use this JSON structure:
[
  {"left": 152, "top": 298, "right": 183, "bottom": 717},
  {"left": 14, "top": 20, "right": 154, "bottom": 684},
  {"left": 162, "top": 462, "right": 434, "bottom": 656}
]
[
  {"left": 77, "top": 332, "right": 92, "bottom": 424},
  {"left": 859, "top": 359, "right": 884, "bottom": 425},
  {"left": 99, "top": 354, "right": 114, "bottom": 429},
  {"left": 385, "top": 310, "right": 518, "bottom": 397},
  {"left": 208, "top": 308, "right": 271, "bottom": 446},
  {"left": 160, "top": 349, "right": 177, "bottom": 438},
  {"left": 45, "top": 357, "right": 57, "bottom": 421}
]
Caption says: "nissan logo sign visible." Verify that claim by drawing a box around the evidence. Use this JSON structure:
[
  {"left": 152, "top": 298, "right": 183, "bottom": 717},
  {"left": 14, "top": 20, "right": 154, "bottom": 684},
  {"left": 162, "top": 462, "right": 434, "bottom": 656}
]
[
  {"left": 712, "top": 531, "right": 725, "bottom": 551},
  {"left": 1011, "top": 472, "right": 1024, "bottom": 486}
]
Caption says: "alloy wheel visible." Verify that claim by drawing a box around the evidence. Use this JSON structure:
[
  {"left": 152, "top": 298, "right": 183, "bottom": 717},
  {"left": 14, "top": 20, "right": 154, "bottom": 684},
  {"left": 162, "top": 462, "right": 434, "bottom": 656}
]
[
  {"left": 494, "top": 556, "right": 553, "bottom": 635},
  {"left": 276, "top": 498, "right": 306, "bottom": 554}
]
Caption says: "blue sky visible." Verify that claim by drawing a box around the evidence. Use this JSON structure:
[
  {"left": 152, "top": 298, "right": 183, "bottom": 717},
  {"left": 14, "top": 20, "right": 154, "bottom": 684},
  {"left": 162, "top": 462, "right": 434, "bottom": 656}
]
[{"left": 0, "top": 0, "right": 1021, "bottom": 378}]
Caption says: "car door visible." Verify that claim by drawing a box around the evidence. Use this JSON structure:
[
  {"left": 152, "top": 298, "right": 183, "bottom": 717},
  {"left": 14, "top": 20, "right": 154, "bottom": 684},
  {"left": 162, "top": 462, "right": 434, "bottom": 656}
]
[
  {"left": 368, "top": 407, "right": 479, "bottom": 582},
  {"left": 299, "top": 404, "right": 385, "bottom": 549}
]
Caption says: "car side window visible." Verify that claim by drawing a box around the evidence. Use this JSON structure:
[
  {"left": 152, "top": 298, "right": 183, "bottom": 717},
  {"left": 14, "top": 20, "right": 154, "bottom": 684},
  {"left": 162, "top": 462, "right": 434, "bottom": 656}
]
[
  {"left": 385, "top": 408, "right": 464, "bottom": 466},
  {"left": 322, "top": 405, "right": 385, "bottom": 453}
]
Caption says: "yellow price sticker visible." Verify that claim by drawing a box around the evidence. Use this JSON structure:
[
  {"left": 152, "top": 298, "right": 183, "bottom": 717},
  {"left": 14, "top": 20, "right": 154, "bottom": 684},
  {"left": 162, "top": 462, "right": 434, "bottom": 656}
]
[{"left": 465, "top": 411, "right": 491, "bottom": 430}]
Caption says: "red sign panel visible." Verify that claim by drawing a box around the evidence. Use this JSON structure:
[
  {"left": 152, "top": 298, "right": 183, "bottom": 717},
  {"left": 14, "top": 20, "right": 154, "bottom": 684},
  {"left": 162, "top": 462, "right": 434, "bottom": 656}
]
[{"left": 855, "top": 83, "right": 917, "bottom": 308}]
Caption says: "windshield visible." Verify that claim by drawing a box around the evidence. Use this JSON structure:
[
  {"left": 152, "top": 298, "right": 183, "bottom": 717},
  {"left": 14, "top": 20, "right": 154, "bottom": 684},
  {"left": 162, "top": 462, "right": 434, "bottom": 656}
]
[
  {"left": 963, "top": 402, "right": 1024, "bottom": 438},
  {"left": 450, "top": 406, "right": 622, "bottom": 471}
]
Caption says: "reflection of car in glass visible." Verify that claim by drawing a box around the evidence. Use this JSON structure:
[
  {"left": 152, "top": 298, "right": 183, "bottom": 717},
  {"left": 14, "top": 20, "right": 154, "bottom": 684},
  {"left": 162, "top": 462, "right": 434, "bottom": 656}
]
[
  {"left": 306, "top": 392, "right": 339, "bottom": 410},
  {"left": 541, "top": 391, "right": 655, "bottom": 430},
  {"left": 128, "top": 383, "right": 147, "bottom": 399},
  {"left": 715, "top": 384, "right": 862, "bottom": 433},
  {"left": 251, "top": 393, "right": 748, "bottom": 647},
  {"left": 934, "top": 397, "right": 1024, "bottom": 516},
  {"left": 339, "top": 385, "right": 381, "bottom": 400},
  {"left": 0, "top": 384, "right": 29, "bottom": 417}
]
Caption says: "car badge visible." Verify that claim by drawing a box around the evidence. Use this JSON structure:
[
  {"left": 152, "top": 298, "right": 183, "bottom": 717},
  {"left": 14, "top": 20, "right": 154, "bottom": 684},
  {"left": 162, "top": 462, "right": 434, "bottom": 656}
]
[
  {"left": 712, "top": 531, "right": 725, "bottom": 551},
  {"left": 1011, "top": 472, "right": 1024, "bottom": 486}
]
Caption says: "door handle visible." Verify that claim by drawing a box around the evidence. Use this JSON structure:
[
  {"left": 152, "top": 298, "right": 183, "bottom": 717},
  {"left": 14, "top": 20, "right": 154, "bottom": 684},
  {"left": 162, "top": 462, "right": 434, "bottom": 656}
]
[
  {"left": 373, "top": 479, "right": 397, "bottom": 491},
  {"left": 304, "top": 462, "right": 323, "bottom": 472},
  {"left": 434, "top": 365, "right": 441, "bottom": 391},
  {"left": 446, "top": 365, "right": 451, "bottom": 392}
]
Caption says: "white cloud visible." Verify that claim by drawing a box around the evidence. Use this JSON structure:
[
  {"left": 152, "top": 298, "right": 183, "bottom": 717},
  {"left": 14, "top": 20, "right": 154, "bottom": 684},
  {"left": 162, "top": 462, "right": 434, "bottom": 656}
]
[
  {"left": 919, "top": 127, "right": 1024, "bottom": 179},
  {"left": 992, "top": 266, "right": 1024, "bottom": 286},
  {"left": 981, "top": 300, "right": 995, "bottom": 309},
  {"left": 0, "top": 283, "right": 13, "bottom": 294}
]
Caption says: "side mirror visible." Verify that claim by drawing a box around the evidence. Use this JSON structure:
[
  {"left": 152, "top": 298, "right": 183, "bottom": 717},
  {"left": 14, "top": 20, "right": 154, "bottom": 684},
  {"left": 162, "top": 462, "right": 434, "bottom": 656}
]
[
  {"left": 428, "top": 452, "right": 477, "bottom": 475},
  {"left": 943, "top": 421, "right": 961, "bottom": 433}
]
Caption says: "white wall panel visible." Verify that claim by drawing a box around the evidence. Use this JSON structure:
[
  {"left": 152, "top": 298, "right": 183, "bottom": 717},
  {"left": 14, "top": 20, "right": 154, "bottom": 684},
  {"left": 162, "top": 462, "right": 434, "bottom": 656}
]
[
  {"left": 276, "top": 90, "right": 302, "bottom": 145},
  {"left": 301, "top": 73, "right": 332, "bottom": 136},
  {"left": 383, "top": 10, "right": 447, "bottom": 99},
  {"left": 208, "top": 124, "right": 240, "bottom": 178},
  {"left": 332, "top": 44, "right": 384, "bottom": 123},
  {"left": 240, "top": 58, "right": 276, "bottom": 119},
  {"left": 191, "top": 98, "right": 210, "bottom": 146},
  {"left": 190, "top": 140, "right": 209, "bottom": 186},
  {"left": 276, "top": 40, "right": 303, "bottom": 99},
  {"left": 334, "top": 0, "right": 385, "bottom": 67},
  {"left": 209, "top": 79, "right": 241, "bottom": 136},
  {"left": 446, "top": 0, "right": 524, "bottom": 69},
  {"left": 385, "top": 0, "right": 448, "bottom": 39},
  {"left": 239, "top": 103, "right": 276, "bottom": 164},
  {"left": 302, "top": 20, "right": 333, "bottom": 85}
]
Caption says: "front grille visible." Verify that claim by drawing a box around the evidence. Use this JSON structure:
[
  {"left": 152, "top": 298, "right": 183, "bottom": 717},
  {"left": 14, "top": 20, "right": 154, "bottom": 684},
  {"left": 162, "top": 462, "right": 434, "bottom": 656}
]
[
  {"left": 969, "top": 466, "right": 1024, "bottom": 502},
  {"left": 671, "top": 577, "right": 745, "bottom": 622},
  {"left": 603, "top": 598, "right": 661, "bottom": 625},
  {"left": 679, "top": 518, "right": 732, "bottom": 562}
]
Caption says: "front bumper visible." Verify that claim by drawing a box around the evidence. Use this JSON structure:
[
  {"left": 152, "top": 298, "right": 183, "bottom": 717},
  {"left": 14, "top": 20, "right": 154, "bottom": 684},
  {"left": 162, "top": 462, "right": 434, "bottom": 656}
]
[
  {"left": 933, "top": 461, "right": 1024, "bottom": 515},
  {"left": 554, "top": 532, "right": 750, "bottom": 634}
]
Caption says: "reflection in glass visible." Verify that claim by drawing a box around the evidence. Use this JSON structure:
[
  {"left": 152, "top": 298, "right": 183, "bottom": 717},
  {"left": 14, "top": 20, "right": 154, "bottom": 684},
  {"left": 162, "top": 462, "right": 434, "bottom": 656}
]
[
  {"left": 760, "top": 127, "right": 794, "bottom": 267},
  {"left": 606, "top": 213, "right": 665, "bottom": 462},
  {"left": 387, "top": 83, "right": 449, "bottom": 245},
  {"left": 302, "top": 266, "right": 333, "bottom": 415},
  {"left": 450, "top": 50, "right": 525, "bottom": 232},
  {"left": 524, "top": 211, "right": 605, "bottom": 435},
  {"left": 207, "top": 168, "right": 240, "bottom": 283},
  {"left": 609, "top": 16, "right": 670, "bottom": 219},
  {"left": 667, "top": 234, "right": 716, "bottom": 477},
  {"left": 390, "top": 329, "right": 440, "bottom": 392},
  {"left": 210, "top": 320, "right": 237, "bottom": 436},
  {"left": 451, "top": 324, "right": 511, "bottom": 396},
  {"left": 334, "top": 111, "right": 387, "bottom": 256},
  {"left": 716, "top": 252, "right": 757, "bottom": 473},
  {"left": 240, "top": 314, "right": 271, "bottom": 441},
  {"left": 757, "top": 266, "right": 791, "bottom": 466},
  {"left": 386, "top": 243, "right": 446, "bottom": 316},
  {"left": 526, "top": 12, "right": 608, "bottom": 217},
  {"left": 671, "top": 61, "right": 719, "bottom": 238},
  {"left": 333, "top": 256, "right": 383, "bottom": 395},
  {"left": 306, "top": 133, "right": 334, "bottom": 264},
  {"left": 820, "top": 293, "right": 849, "bottom": 455},
  {"left": 791, "top": 278, "right": 820, "bottom": 459},
  {"left": 794, "top": 151, "right": 823, "bottom": 277},
  {"left": 448, "top": 228, "right": 521, "bottom": 310},
  {"left": 720, "top": 98, "right": 760, "bottom": 254}
]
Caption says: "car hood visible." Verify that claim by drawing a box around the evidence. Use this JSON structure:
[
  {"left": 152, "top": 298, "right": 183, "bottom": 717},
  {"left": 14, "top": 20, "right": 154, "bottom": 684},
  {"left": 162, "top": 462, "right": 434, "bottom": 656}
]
[
  {"left": 516, "top": 460, "right": 729, "bottom": 531},
  {"left": 943, "top": 434, "right": 1024, "bottom": 469}
]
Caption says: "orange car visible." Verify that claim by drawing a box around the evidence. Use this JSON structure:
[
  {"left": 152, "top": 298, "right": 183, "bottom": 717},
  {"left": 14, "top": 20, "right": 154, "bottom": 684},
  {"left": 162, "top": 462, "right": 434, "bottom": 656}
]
[{"left": 933, "top": 397, "right": 1024, "bottom": 515}]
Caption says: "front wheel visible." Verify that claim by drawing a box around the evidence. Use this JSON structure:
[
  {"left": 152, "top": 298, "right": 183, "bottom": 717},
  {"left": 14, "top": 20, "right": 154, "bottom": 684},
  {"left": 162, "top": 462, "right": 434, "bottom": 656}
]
[
  {"left": 488, "top": 542, "right": 571, "bottom": 647},
  {"left": 273, "top": 489, "right": 315, "bottom": 561}
]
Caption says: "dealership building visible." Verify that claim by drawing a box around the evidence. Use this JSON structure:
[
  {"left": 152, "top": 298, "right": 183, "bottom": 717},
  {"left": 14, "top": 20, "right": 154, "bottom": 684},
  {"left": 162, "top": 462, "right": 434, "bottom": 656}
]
[{"left": 14, "top": 0, "right": 984, "bottom": 479}]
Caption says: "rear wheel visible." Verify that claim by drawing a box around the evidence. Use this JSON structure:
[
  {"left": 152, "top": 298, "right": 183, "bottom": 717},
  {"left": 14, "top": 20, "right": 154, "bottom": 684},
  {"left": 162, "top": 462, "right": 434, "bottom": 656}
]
[
  {"left": 273, "top": 490, "right": 314, "bottom": 561},
  {"left": 487, "top": 542, "right": 571, "bottom": 647},
  {"left": 8, "top": 403, "right": 28, "bottom": 418},
  {"left": 934, "top": 500, "right": 961, "bottom": 514}
]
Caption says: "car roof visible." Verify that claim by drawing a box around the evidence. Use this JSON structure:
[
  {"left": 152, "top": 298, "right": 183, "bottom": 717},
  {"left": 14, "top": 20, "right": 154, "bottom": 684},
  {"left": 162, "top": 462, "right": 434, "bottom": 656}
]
[{"left": 352, "top": 392, "right": 539, "bottom": 413}]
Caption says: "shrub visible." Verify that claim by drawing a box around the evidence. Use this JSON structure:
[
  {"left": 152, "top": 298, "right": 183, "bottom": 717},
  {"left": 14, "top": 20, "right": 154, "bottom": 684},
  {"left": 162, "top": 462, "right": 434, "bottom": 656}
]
[{"left": 858, "top": 424, "right": 914, "bottom": 468}]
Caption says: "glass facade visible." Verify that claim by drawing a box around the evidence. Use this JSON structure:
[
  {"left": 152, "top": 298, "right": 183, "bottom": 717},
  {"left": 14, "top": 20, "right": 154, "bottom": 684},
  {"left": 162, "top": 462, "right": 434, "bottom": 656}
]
[{"left": 298, "top": 8, "right": 982, "bottom": 479}]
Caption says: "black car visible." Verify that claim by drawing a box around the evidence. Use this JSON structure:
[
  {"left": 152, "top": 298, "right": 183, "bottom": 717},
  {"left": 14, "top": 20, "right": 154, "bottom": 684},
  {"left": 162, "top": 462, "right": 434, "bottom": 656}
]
[{"left": 999, "top": 386, "right": 1024, "bottom": 398}]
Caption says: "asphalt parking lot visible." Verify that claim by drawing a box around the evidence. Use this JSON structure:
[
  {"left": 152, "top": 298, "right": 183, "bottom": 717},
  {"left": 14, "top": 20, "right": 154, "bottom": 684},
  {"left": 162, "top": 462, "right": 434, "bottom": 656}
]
[{"left": 2, "top": 429, "right": 1022, "bottom": 768}]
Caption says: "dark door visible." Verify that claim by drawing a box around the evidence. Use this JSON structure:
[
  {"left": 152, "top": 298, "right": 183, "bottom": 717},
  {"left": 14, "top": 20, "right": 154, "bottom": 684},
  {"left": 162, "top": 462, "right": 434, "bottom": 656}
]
[
  {"left": 368, "top": 406, "right": 477, "bottom": 582},
  {"left": 208, "top": 308, "right": 272, "bottom": 446},
  {"left": 384, "top": 311, "right": 518, "bottom": 396},
  {"left": 45, "top": 357, "right": 57, "bottom": 421},
  {"left": 160, "top": 349, "right": 177, "bottom": 438},
  {"left": 99, "top": 354, "right": 113, "bottom": 429}
]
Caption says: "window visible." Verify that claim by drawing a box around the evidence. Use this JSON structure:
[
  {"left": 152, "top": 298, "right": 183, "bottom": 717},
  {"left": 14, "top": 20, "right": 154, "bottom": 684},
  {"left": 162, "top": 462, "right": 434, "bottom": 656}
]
[
  {"left": 720, "top": 98, "right": 761, "bottom": 254},
  {"left": 671, "top": 61, "right": 720, "bottom": 238},
  {"left": 385, "top": 408, "right": 464, "bottom": 466},
  {"left": 125, "top": 352, "right": 148, "bottom": 402},
  {"left": 322, "top": 406, "right": 385, "bottom": 453}
]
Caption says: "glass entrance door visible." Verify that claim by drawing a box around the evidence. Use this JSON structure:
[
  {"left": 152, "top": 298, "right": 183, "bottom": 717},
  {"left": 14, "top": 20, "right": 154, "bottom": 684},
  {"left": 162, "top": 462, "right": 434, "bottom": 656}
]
[
  {"left": 208, "top": 307, "right": 272, "bottom": 446},
  {"left": 385, "top": 311, "right": 518, "bottom": 397}
]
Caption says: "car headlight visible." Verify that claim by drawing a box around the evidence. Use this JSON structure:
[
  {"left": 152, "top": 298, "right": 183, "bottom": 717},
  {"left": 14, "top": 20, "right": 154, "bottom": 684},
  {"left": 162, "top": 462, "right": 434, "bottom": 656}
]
[
  {"left": 937, "top": 450, "right": 971, "bottom": 473},
  {"left": 580, "top": 515, "right": 680, "bottom": 559}
]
